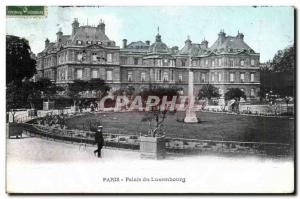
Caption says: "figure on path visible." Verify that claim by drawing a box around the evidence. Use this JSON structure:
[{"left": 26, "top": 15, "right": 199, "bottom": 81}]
[{"left": 93, "top": 125, "right": 104, "bottom": 158}]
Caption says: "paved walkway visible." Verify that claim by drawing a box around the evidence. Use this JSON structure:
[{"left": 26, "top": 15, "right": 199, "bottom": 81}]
[{"left": 6, "top": 136, "right": 294, "bottom": 193}]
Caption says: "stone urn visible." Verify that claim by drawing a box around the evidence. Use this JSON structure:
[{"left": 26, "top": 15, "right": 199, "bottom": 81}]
[{"left": 140, "top": 135, "right": 166, "bottom": 160}]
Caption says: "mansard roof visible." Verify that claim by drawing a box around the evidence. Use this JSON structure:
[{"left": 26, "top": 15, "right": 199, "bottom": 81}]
[
  {"left": 209, "top": 32, "right": 255, "bottom": 54},
  {"left": 179, "top": 43, "right": 202, "bottom": 56},
  {"left": 70, "top": 26, "right": 110, "bottom": 44},
  {"left": 127, "top": 41, "right": 149, "bottom": 49},
  {"left": 178, "top": 37, "right": 209, "bottom": 56}
]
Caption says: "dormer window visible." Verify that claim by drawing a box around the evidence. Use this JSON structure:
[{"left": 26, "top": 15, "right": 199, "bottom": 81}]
[
  {"left": 76, "top": 40, "right": 82, "bottom": 45},
  {"left": 92, "top": 52, "right": 97, "bottom": 61},
  {"left": 86, "top": 41, "right": 92, "bottom": 45},
  {"left": 97, "top": 41, "right": 102, "bottom": 45}
]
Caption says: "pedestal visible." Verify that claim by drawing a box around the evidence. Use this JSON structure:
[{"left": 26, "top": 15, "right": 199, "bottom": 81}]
[
  {"left": 43, "top": 101, "right": 55, "bottom": 111},
  {"left": 184, "top": 109, "right": 198, "bottom": 123},
  {"left": 140, "top": 136, "right": 166, "bottom": 159}
]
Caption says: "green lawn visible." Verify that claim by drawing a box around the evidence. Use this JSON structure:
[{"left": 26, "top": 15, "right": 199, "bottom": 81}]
[{"left": 65, "top": 111, "right": 294, "bottom": 144}]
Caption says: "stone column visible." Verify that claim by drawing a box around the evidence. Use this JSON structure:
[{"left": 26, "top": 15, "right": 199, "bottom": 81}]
[{"left": 184, "top": 56, "right": 198, "bottom": 123}]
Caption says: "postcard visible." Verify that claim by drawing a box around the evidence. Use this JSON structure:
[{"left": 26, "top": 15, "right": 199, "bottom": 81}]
[{"left": 5, "top": 5, "right": 295, "bottom": 194}]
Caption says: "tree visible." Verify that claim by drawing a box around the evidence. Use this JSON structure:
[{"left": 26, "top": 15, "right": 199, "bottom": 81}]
[
  {"left": 198, "top": 84, "right": 220, "bottom": 100},
  {"left": 6, "top": 35, "right": 36, "bottom": 86},
  {"left": 86, "top": 78, "right": 110, "bottom": 99},
  {"left": 271, "top": 44, "right": 295, "bottom": 73},
  {"left": 35, "top": 78, "right": 64, "bottom": 101},
  {"left": 140, "top": 87, "right": 179, "bottom": 137},
  {"left": 67, "top": 80, "right": 87, "bottom": 106},
  {"left": 225, "top": 88, "right": 246, "bottom": 101}
]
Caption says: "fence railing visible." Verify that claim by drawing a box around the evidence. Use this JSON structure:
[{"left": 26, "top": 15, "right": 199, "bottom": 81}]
[{"left": 8, "top": 123, "right": 292, "bottom": 157}]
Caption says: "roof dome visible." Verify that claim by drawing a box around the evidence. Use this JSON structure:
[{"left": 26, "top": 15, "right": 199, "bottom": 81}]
[{"left": 148, "top": 33, "right": 170, "bottom": 54}]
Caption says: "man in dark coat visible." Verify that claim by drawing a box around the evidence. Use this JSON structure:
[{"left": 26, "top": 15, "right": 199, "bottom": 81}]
[{"left": 93, "top": 126, "right": 104, "bottom": 158}]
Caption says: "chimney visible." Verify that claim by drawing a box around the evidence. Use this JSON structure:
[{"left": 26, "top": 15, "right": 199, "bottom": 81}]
[
  {"left": 201, "top": 39, "right": 208, "bottom": 49},
  {"left": 218, "top": 29, "right": 226, "bottom": 43},
  {"left": 185, "top": 36, "right": 192, "bottom": 48},
  {"left": 72, "top": 18, "right": 79, "bottom": 36},
  {"left": 145, "top": 40, "right": 150, "bottom": 45},
  {"left": 45, "top": 38, "right": 50, "bottom": 48},
  {"left": 122, "top": 39, "right": 127, "bottom": 48},
  {"left": 56, "top": 28, "right": 63, "bottom": 42},
  {"left": 236, "top": 31, "right": 244, "bottom": 40},
  {"left": 97, "top": 19, "right": 105, "bottom": 34}
]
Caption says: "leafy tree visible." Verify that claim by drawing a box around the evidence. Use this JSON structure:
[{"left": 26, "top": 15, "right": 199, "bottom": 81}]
[
  {"left": 271, "top": 44, "right": 295, "bottom": 73},
  {"left": 259, "top": 44, "right": 295, "bottom": 98},
  {"left": 67, "top": 80, "right": 87, "bottom": 106},
  {"left": 35, "top": 78, "right": 64, "bottom": 101},
  {"left": 6, "top": 35, "right": 36, "bottom": 86},
  {"left": 113, "top": 86, "right": 136, "bottom": 96},
  {"left": 225, "top": 88, "right": 246, "bottom": 101},
  {"left": 86, "top": 78, "right": 110, "bottom": 99},
  {"left": 198, "top": 84, "right": 220, "bottom": 100}
]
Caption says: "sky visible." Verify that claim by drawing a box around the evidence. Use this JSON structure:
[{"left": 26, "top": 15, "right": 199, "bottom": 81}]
[{"left": 6, "top": 6, "right": 294, "bottom": 62}]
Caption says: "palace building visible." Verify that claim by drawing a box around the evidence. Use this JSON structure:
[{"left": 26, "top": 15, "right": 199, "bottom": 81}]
[{"left": 36, "top": 19, "right": 260, "bottom": 100}]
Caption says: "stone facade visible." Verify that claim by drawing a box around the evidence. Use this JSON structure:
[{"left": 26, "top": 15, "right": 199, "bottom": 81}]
[{"left": 36, "top": 19, "right": 260, "bottom": 100}]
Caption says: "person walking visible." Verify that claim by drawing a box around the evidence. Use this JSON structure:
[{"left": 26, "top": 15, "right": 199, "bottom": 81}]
[{"left": 93, "top": 125, "right": 104, "bottom": 158}]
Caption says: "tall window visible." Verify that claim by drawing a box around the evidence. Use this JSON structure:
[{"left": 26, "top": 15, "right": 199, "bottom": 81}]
[
  {"left": 106, "top": 70, "right": 112, "bottom": 81},
  {"left": 141, "top": 72, "right": 146, "bottom": 82},
  {"left": 251, "top": 59, "right": 255, "bottom": 66},
  {"left": 250, "top": 88, "right": 255, "bottom": 97},
  {"left": 250, "top": 73, "right": 255, "bottom": 82},
  {"left": 76, "top": 69, "right": 83, "bottom": 79},
  {"left": 163, "top": 59, "right": 168, "bottom": 66},
  {"left": 134, "top": 58, "right": 139, "bottom": 65},
  {"left": 240, "top": 73, "right": 245, "bottom": 83},
  {"left": 219, "top": 58, "right": 222, "bottom": 66},
  {"left": 171, "top": 70, "right": 174, "bottom": 81},
  {"left": 179, "top": 73, "right": 183, "bottom": 82},
  {"left": 240, "top": 60, "right": 245, "bottom": 66},
  {"left": 128, "top": 71, "right": 133, "bottom": 82},
  {"left": 77, "top": 52, "right": 83, "bottom": 61},
  {"left": 121, "top": 57, "right": 127, "bottom": 65},
  {"left": 107, "top": 53, "right": 112, "bottom": 63},
  {"left": 218, "top": 72, "right": 222, "bottom": 82},
  {"left": 92, "top": 69, "right": 98, "bottom": 79},
  {"left": 229, "top": 59, "right": 234, "bottom": 67},
  {"left": 211, "top": 73, "right": 215, "bottom": 82},
  {"left": 181, "top": 60, "right": 186, "bottom": 67},
  {"left": 230, "top": 73, "right": 235, "bottom": 82},
  {"left": 201, "top": 73, "right": 206, "bottom": 83},
  {"left": 163, "top": 72, "right": 169, "bottom": 82},
  {"left": 212, "top": 60, "right": 215, "bottom": 67},
  {"left": 205, "top": 60, "right": 208, "bottom": 66}
]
